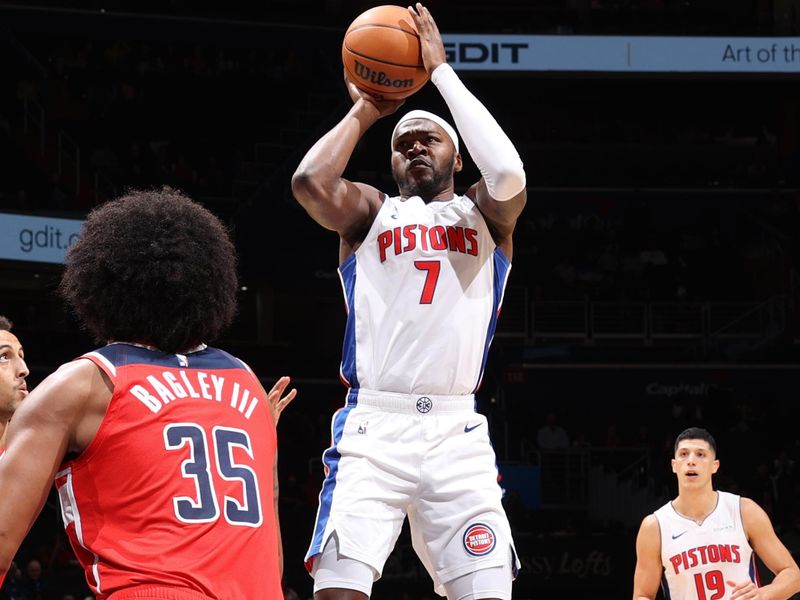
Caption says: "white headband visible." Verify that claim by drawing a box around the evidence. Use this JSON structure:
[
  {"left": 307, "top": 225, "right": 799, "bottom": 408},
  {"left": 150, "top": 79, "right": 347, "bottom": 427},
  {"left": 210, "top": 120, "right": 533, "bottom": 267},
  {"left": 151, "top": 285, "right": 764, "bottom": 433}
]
[{"left": 391, "top": 110, "right": 459, "bottom": 153}]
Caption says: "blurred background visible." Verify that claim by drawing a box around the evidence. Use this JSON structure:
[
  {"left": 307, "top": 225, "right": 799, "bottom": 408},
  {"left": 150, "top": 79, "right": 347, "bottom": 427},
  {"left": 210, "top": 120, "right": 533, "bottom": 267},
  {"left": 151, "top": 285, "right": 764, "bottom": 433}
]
[{"left": 0, "top": 1, "right": 799, "bottom": 598}]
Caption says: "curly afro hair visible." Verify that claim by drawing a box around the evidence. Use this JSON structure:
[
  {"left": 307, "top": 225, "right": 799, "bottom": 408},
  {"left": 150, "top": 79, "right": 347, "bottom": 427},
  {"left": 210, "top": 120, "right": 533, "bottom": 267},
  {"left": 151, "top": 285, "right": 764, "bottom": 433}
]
[{"left": 59, "top": 188, "right": 238, "bottom": 353}]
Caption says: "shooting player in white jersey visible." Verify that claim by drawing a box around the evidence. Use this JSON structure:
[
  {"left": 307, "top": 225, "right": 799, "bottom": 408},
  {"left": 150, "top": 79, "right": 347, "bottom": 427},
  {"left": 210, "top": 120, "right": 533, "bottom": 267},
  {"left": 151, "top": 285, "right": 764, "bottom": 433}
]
[
  {"left": 632, "top": 427, "right": 800, "bottom": 600},
  {"left": 291, "top": 4, "right": 526, "bottom": 599}
]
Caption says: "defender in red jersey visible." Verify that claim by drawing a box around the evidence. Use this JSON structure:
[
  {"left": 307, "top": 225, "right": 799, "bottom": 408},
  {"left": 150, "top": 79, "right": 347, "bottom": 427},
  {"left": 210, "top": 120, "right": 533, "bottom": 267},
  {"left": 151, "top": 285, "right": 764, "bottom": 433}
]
[
  {"left": 0, "top": 189, "right": 295, "bottom": 599},
  {"left": 0, "top": 315, "right": 29, "bottom": 455}
]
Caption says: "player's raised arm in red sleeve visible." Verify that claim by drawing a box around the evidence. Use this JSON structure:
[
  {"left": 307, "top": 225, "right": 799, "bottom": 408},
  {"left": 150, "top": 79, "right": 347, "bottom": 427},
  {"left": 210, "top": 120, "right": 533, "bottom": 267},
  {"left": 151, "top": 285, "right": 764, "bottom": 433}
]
[
  {"left": 0, "top": 360, "right": 106, "bottom": 575},
  {"left": 632, "top": 515, "right": 663, "bottom": 600},
  {"left": 729, "top": 497, "right": 800, "bottom": 600},
  {"left": 291, "top": 71, "right": 405, "bottom": 249}
]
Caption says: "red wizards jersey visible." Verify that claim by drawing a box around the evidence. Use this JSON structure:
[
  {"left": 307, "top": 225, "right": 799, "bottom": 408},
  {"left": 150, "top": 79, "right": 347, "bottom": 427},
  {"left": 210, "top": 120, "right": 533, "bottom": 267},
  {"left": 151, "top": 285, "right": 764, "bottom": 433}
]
[{"left": 54, "top": 343, "right": 282, "bottom": 599}]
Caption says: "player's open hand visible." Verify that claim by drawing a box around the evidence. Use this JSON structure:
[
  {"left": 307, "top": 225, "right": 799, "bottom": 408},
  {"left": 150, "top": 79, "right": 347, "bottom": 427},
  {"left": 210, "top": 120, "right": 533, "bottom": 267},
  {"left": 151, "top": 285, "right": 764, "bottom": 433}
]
[
  {"left": 267, "top": 376, "right": 296, "bottom": 426},
  {"left": 727, "top": 579, "right": 764, "bottom": 599},
  {"left": 408, "top": 3, "right": 446, "bottom": 74}
]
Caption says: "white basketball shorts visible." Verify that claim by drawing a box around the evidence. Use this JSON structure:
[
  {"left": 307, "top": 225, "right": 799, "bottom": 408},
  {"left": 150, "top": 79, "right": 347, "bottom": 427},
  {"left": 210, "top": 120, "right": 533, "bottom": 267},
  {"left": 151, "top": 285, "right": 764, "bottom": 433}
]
[{"left": 305, "top": 388, "right": 519, "bottom": 595}]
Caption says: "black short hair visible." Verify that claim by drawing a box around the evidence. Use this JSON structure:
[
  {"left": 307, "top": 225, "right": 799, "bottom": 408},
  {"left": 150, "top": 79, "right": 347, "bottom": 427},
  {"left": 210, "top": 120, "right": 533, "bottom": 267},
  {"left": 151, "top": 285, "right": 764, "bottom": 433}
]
[
  {"left": 0, "top": 315, "right": 12, "bottom": 331},
  {"left": 59, "top": 188, "right": 238, "bottom": 353},
  {"left": 674, "top": 427, "right": 717, "bottom": 456}
]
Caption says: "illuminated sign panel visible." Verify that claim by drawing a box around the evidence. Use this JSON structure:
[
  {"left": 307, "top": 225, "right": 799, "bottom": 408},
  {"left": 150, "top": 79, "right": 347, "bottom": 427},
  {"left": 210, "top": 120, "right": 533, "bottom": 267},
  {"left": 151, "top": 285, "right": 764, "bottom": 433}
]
[
  {"left": 0, "top": 213, "right": 84, "bottom": 264},
  {"left": 443, "top": 35, "right": 800, "bottom": 73}
]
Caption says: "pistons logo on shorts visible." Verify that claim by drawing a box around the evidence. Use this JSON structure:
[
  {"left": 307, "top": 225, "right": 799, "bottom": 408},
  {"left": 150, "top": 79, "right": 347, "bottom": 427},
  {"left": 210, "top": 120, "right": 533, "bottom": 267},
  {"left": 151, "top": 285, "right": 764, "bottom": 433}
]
[{"left": 463, "top": 523, "right": 496, "bottom": 557}]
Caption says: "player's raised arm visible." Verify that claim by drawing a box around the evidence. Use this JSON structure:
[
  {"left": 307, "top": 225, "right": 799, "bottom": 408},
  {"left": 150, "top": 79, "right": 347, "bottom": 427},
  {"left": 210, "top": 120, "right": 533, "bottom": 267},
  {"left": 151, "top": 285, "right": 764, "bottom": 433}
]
[
  {"left": 632, "top": 514, "right": 663, "bottom": 600},
  {"left": 291, "top": 74, "right": 404, "bottom": 247},
  {"left": 731, "top": 497, "right": 800, "bottom": 600},
  {"left": 409, "top": 2, "right": 527, "bottom": 253}
]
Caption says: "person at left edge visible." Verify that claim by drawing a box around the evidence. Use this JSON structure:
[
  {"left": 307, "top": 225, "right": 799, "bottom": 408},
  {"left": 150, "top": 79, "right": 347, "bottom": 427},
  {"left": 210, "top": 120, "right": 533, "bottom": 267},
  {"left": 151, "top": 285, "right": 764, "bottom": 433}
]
[
  {"left": 0, "top": 315, "right": 29, "bottom": 600},
  {"left": 0, "top": 188, "right": 296, "bottom": 599},
  {"left": 0, "top": 315, "right": 29, "bottom": 456}
]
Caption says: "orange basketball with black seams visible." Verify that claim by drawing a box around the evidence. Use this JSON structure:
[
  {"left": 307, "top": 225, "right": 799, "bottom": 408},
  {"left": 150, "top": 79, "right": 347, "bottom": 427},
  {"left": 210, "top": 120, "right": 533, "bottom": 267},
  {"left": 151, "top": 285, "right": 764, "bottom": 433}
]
[{"left": 342, "top": 5, "right": 430, "bottom": 99}]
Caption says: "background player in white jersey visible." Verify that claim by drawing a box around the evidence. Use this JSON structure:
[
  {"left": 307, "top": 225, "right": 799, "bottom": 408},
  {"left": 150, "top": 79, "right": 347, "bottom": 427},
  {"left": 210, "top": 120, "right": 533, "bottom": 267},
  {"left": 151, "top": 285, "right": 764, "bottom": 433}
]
[
  {"left": 291, "top": 3, "right": 525, "bottom": 599},
  {"left": 0, "top": 315, "right": 29, "bottom": 452},
  {"left": 632, "top": 427, "right": 800, "bottom": 600}
]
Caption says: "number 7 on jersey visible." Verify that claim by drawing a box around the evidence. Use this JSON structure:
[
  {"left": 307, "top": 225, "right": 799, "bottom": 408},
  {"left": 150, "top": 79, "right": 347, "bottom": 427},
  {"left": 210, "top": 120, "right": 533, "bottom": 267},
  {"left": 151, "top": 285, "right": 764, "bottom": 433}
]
[{"left": 414, "top": 260, "right": 441, "bottom": 304}]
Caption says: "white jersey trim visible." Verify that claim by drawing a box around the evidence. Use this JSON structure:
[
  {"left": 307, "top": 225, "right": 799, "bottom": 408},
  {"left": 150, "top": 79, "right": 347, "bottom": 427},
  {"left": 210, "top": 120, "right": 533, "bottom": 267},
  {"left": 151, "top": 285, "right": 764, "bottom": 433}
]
[
  {"left": 57, "top": 467, "right": 103, "bottom": 593},
  {"left": 82, "top": 351, "right": 117, "bottom": 378}
]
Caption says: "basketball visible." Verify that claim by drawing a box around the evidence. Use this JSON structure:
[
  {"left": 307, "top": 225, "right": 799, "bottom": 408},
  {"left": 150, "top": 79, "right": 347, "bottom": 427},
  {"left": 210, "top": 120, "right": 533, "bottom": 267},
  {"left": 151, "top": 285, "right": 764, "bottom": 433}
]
[{"left": 342, "top": 5, "right": 429, "bottom": 100}]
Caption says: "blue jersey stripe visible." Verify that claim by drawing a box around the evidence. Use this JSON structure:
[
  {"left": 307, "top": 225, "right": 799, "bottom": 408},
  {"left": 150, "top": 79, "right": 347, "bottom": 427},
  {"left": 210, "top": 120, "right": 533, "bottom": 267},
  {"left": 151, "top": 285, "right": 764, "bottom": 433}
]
[
  {"left": 749, "top": 554, "right": 759, "bottom": 585},
  {"left": 472, "top": 248, "right": 511, "bottom": 394},
  {"left": 305, "top": 395, "right": 356, "bottom": 561},
  {"left": 338, "top": 255, "right": 359, "bottom": 389}
]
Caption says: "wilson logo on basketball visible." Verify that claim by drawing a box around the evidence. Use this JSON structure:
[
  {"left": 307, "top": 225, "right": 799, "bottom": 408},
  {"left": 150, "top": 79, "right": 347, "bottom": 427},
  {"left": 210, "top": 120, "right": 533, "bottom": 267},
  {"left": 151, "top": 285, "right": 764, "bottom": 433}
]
[
  {"left": 353, "top": 60, "right": 414, "bottom": 90},
  {"left": 463, "top": 523, "right": 496, "bottom": 556}
]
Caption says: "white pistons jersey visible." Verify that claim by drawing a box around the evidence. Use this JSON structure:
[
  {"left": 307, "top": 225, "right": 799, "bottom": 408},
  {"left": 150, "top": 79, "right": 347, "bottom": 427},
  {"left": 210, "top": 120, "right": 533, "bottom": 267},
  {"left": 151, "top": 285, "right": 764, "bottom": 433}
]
[
  {"left": 339, "top": 193, "right": 510, "bottom": 395},
  {"left": 655, "top": 492, "right": 757, "bottom": 600}
]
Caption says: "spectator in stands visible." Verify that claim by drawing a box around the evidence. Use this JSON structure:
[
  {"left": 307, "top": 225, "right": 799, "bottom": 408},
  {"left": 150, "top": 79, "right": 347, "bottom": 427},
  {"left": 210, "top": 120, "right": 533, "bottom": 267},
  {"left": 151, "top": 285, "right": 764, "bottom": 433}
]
[
  {"left": 751, "top": 462, "right": 778, "bottom": 517},
  {"left": 571, "top": 429, "right": 592, "bottom": 449},
  {"left": 601, "top": 421, "right": 621, "bottom": 449},
  {"left": 537, "top": 411, "right": 570, "bottom": 449},
  {"left": 18, "top": 559, "right": 48, "bottom": 600},
  {"left": 0, "top": 560, "right": 22, "bottom": 599}
]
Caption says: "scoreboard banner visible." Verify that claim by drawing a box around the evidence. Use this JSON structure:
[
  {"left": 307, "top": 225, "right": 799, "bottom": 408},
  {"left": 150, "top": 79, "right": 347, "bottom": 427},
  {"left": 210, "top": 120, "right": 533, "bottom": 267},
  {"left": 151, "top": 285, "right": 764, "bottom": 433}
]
[{"left": 443, "top": 35, "right": 800, "bottom": 73}]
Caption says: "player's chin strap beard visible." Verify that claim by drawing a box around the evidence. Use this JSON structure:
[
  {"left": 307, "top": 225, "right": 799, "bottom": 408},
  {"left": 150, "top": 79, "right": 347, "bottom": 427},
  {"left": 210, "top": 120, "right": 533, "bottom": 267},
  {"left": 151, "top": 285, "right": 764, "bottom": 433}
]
[
  {"left": 397, "top": 157, "right": 454, "bottom": 201},
  {"left": 400, "top": 178, "right": 436, "bottom": 201}
]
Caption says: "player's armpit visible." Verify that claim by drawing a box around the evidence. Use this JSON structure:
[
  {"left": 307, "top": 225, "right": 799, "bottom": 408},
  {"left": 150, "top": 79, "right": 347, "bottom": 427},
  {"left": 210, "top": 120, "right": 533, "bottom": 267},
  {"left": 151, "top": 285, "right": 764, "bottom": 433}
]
[{"left": 467, "top": 179, "right": 526, "bottom": 259}]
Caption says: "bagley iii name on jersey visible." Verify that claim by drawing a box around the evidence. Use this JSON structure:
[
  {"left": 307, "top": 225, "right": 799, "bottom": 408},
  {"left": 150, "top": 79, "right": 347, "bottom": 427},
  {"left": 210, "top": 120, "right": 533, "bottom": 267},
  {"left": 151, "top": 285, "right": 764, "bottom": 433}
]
[{"left": 130, "top": 369, "right": 260, "bottom": 419}]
